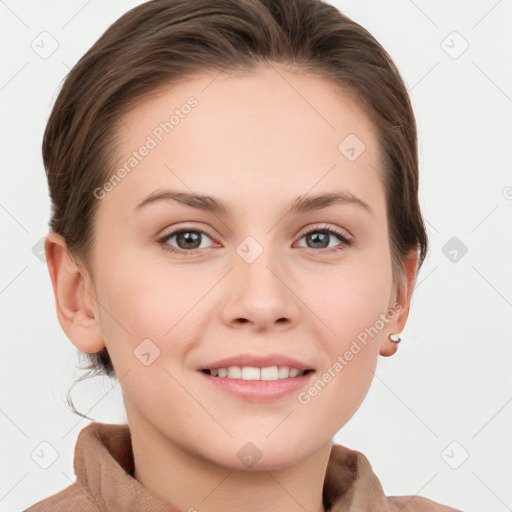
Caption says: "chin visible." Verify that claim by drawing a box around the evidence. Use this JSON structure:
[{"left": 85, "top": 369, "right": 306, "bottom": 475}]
[{"left": 206, "top": 436, "right": 312, "bottom": 472}]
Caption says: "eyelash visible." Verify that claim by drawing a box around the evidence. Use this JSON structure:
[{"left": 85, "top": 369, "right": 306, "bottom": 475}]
[{"left": 157, "top": 223, "right": 353, "bottom": 256}]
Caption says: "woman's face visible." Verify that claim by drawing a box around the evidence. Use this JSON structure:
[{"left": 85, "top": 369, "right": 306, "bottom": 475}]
[{"left": 82, "top": 64, "right": 409, "bottom": 468}]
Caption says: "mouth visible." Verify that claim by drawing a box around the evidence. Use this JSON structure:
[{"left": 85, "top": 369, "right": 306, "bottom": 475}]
[
  {"left": 198, "top": 365, "right": 316, "bottom": 401},
  {"left": 200, "top": 366, "right": 315, "bottom": 381}
]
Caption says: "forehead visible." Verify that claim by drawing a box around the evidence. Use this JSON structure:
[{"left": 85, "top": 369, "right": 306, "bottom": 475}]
[{"left": 105, "top": 63, "right": 384, "bottom": 218}]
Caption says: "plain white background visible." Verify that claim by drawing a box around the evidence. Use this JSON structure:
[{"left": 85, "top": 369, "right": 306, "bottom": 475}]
[{"left": 1, "top": 1, "right": 511, "bottom": 511}]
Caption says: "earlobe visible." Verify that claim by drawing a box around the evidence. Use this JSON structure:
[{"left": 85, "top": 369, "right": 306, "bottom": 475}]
[
  {"left": 380, "top": 334, "right": 399, "bottom": 357},
  {"left": 379, "top": 248, "right": 419, "bottom": 357},
  {"left": 44, "top": 231, "right": 105, "bottom": 353}
]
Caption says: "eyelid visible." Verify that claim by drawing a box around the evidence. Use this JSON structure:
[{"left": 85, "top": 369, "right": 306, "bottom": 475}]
[
  {"left": 159, "top": 223, "right": 216, "bottom": 240},
  {"left": 296, "top": 222, "right": 352, "bottom": 241}
]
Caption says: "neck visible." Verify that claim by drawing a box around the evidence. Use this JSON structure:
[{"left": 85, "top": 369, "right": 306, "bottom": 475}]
[{"left": 127, "top": 408, "right": 335, "bottom": 512}]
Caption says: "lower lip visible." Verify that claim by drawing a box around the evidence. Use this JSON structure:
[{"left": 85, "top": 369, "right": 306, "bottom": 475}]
[{"left": 198, "top": 370, "right": 315, "bottom": 401}]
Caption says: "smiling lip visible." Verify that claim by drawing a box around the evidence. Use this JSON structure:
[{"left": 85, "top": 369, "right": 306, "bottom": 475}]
[
  {"left": 197, "top": 353, "right": 315, "bottom": 402},
  {"left": 197, "top": 353, "right": 314, "bottom": 372},
  {"left": 198, "top": 369, "right": 315, "bottom": 401}
]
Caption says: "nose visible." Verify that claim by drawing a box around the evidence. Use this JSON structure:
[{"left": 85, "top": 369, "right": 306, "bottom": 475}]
[{"left": 220, "top": 243, "right": 300, "bottom": 332}]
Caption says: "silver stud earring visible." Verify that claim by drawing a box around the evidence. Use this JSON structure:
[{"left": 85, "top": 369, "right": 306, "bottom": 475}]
[{"left": 389, "top": 333, "right": 401, "bottom": 343}]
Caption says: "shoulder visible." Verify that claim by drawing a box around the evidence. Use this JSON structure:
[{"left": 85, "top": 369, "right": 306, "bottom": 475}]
[
  {"left": 387, "top": 494, "right": 464, "bottom": 511},
  {"left": 326, "top": 444, "right": 463, "bottom": 512},
  {"left": 23, "top": 483, "right": 98, "bottom": 512}
]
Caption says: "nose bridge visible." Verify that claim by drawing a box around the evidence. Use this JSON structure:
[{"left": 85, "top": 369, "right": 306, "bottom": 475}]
[
  {"left": 223, "top": 231, "right": 298, "bottom": 328},
  {"left": 235, "top": 232, "right": 286, "bottom": 297}
]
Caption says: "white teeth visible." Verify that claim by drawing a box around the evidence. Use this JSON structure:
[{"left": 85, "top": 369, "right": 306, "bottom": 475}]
[
  {"left": 207, "top": 365, "right": 307, "bottom": 380},
  {"left": 278, "top": 366, "right": 290, "bottom": 379},
  {"left": 260, "top": 366, "right": 278, "bottom": 380},
  {"left": 241, "top": 366, "right": 260, "bottom": 380},
  {"left": 227, "top": 366, "right": 242, "bottom": 379}
]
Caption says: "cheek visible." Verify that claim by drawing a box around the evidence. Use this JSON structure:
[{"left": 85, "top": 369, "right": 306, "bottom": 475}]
[
  {"left": 93, "top": 258, "right": 205, "bottom": 419},
  {"left": 297, "top": 254, "right": 392, "bottom": 411},
  {"left": 304, "top": 254, "right": 392, "bottom": 344},
  {"left": 94, "top": 256, "right": 204, "bottom": 369},
  {"left": 296, "top": 297, "right": 388, "bottom": 431}
]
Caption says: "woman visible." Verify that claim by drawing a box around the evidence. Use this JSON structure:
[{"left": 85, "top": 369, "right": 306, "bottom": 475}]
[{"left": 26, "top": 0, "right": 461, "bottom": 510}]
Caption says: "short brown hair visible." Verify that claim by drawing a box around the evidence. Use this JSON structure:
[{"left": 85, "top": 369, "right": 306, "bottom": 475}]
[{"left": 43, "top": 0, "right": 428, "bottom": 418}]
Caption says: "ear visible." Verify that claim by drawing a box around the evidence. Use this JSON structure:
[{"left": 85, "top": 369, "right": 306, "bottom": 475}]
[
  {"left": 379, "top": 247, "right": 419, "bottom": 357},
  {"left": 44, "top": 231, "right": 105, "bottom": 353}
]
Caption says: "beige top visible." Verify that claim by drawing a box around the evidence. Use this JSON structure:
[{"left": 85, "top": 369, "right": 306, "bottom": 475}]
[{"left": 25, "top": 422, "right": 462, "bottom": 512}]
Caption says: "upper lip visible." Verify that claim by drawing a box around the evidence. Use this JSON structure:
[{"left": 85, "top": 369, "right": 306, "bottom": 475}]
[{"left": 198, "top": 353, "right": 315, "bottom": 371}]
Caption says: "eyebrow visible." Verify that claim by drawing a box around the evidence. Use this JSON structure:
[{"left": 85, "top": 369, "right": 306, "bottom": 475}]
[{"left": 133, "top": 189, "right": 373, "bottom": 217}]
